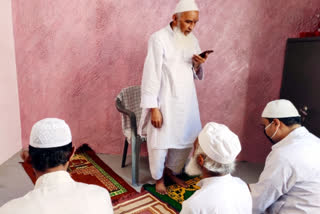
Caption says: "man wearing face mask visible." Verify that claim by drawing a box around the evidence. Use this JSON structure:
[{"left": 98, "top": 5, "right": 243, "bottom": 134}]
[
  {"left": 250, "top": 99, "right": 320, "bottom": 214},
  {"left": 180, "top": 122, "right": 252, "bottom": 214}
]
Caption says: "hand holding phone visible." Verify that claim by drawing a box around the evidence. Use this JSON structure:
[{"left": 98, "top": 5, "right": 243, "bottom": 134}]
[{"left": 199, "top": 50, "right": 214, "bottom": 58}]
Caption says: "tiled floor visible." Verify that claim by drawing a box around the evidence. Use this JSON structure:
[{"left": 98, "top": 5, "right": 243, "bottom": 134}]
[{"left": 0, "top": 151, "right": 264, "bottom": 207}]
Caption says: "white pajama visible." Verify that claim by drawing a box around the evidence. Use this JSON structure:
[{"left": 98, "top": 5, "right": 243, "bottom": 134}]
[{"left": 148, "top": 146, "right": 192, "bottom": 180}]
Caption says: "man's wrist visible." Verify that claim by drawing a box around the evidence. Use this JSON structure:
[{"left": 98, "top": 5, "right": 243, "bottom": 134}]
[
  {"left": 151, "top": 108, "right": 159, "bottom": 113},
  {"left": 193, "top": 65, "right": 200, "bottom": 72}
]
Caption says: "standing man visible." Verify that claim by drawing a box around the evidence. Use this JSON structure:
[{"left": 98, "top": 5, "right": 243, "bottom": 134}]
[
  {"left": 250, "top": 99, "right": 320, "bottom": 213},
  {"left": 181, "top": 122, "right": 252, "bottom": 214},
  {"left": 0, "top": 118, "right": 113, "bottom": 214},
  {"left": 139, "top": 0, "right": 210, "bottom": 194}
]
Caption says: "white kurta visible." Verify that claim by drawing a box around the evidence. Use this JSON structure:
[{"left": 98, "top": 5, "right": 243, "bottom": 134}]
[
  {"left": 0, "top": 171, "right": 113, "bottom": 214},
  {"left": 180, "top": 174, "right": 252, "bottom": 214},
  {"left": 250, "top": 127, "right": 320, "bottom": 214},
  {"left": 139, "top": 24, "right": 203, "bottom": 150}
]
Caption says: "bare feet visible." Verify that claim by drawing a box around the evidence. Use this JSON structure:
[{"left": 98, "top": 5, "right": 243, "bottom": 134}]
[
  {"left": 165, "top": 168, "right": 188, "bottom": 188},
  {"left": 156, "top": 178, "right": 167, "bottom": 195}
]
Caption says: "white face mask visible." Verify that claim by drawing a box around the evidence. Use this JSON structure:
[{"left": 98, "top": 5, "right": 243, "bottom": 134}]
[{"left": 265, "top": 121, "right": 279, "bottom": 139}]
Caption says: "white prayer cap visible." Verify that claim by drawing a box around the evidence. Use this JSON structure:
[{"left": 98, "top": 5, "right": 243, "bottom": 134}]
[
  {"left": 174, "top": 0, "right": 199, "bottom": 14},
  {"left": 262, "top": 99, "right": 300, "bottom": 118},
  {"left": 30, "top": 118, "right": 72, "bottom": 148},
  {"left": 198, "top": 122, "right": 241, "bottom": 164}
]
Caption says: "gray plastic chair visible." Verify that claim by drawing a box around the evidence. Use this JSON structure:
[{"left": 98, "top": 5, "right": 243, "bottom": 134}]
[{"left": 115, "top": 85, "right": 146, "bottom": 186}]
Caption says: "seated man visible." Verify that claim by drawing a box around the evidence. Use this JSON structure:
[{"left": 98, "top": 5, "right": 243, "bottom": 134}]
[
  {"left": 250, "top": 99, "right": 320, "bottom": 213},
  {"left": 180, "top": 122, "right": 252, "bottom": 214},
  {"left": 0, "top": 118, "right": 113, "bottom": 214}
]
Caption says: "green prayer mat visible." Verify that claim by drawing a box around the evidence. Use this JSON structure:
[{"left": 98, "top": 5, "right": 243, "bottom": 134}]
[{"left": 143, "top": 174, "right": 201, "bottom": 212}]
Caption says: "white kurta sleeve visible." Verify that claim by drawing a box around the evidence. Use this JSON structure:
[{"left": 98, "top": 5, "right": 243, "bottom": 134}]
[
  {"left": 105, "top": 193, "right": 114, "bottom": 213},
  {"left": 193, "top": 39, "right": 204, "bottom": 80},
  {"left": 140, "top": 35, "right": 163, "bottom": 108},
  {"left": 180, "top": 200, "right": 196, "bottom": 214},
  {"left": 193, "top": 66, "right": 204, "bottom": 80},
  {"left": 250, "top": 154, "right": 296, "bottom": 214},
  {"left": 95, "top": 188, "right": 114, "bottom": 213}
]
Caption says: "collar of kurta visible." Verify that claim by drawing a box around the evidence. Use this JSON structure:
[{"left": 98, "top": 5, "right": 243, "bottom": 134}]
[
  {"left": 197, "top": 173, "right": 232, "bottom": 187},
  {"left": 166, "top": 23, "right": 174, "bottom": 35},
  {"left": 272, "top": 126, "right": 308, "bottom": 151},
  {"left": 34, "top": 171, "right": 73, "bottom": 189}
]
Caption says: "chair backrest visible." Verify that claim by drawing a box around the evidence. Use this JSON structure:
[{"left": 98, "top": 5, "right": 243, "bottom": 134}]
[{"left": 116, "top": 86, "right": 142, "bottom": 140}]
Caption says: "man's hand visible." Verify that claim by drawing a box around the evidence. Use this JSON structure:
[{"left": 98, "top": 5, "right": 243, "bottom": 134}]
[
  {"left": 192, "top": 54, "right": 207, "bottom": 71},
  {"left": 151, "top": 108, "right": 163, "bottom": 128}
]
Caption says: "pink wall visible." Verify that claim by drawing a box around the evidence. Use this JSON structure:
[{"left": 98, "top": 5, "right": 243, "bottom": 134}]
[
  {"left": 0, "top": 0, "right": 22, "bottom": 164},
  {"left": 12, "top": 0, "right": 320, "bottom": 162}
]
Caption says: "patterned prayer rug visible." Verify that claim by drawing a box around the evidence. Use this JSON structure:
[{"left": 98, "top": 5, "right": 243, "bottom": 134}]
[
  {"left": 143, "top": 176, "right": 201, "bottom": 212},
  {"left": 21, "top": 144, "right": 137, "bottom": 204},
  {"left": 113, "top": 192, "right": 178, "bottom": 214}
]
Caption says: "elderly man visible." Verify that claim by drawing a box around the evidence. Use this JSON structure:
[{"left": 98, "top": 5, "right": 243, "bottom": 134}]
[
  {"left": 139, "top": 0, "right": 211, "bottom": 194},
  {"left": 250, "top": 99, "right": 320, "bottom": 213},
  {"left": 0, "top": 118, "right": 113, "bottom": 214},
  {"left": 180, "top": 122, "right": 252, "bottom": 214}
]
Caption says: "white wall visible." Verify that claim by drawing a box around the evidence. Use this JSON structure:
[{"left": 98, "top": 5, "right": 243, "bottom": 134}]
[{"left": 0, "top": 0, "right": 22, "bottom": 164}]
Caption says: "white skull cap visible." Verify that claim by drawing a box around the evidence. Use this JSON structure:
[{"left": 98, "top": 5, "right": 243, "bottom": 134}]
[
  {"left": 30, "top": 118, "right": 72, "bottom": 148},
  {"left": 262, "top": 99, "right": 300, "bottom": 118},
  {"left": 174, "top": 0, "right": 199, "bottom": 14},
  {"left": 198, "top": 122, "right": 241, "bottom": 164}
]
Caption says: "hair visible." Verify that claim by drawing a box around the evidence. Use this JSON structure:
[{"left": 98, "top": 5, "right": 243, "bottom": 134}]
[
  {"left": 203, "top": 157, "right": 235, "bottom": 175},
  {"left": 197, "top": 145, "right": 236, "bottom": 175},
  {"left": 267, "top": 117, "right": 301, "bottom": 127},
  {"left": 29, "top": 143, "right": 73, "bottom": 172}
]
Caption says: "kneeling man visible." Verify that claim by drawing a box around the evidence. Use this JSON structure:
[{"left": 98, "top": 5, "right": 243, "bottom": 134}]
[
  {"left": 0, "top": 118, "right": 113, "bottom": 214},
  {"left": 250, "top": 99, "right": 320, "bottom": 213},
  {"left": 180, "top": 122, "right": 252, "bottom": 214}
]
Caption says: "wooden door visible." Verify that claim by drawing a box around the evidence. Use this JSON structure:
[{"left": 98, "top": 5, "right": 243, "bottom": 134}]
[{"left": 280, "top": 37, "right": 320, "bottom": 137}]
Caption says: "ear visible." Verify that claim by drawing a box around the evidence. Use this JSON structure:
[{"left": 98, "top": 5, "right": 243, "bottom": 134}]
[
  {"left": 273, "top": 118, "right": 281, "bottom": 128},
  {"left": 192, "top": 138, "right": 199, "bottom": 156},
  {"left": 23, "top": 150, "right": 32, "bottom": 164},
  {"left": 172, "top": 14, "right": 178, "bottom": 24},
  {"left": 196, "top": 154, "right": 205, "bottom": 167}
]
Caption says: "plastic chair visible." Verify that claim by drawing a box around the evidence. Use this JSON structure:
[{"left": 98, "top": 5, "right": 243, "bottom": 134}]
[{"left": 115, "top": 85, "right": 146, "bottom": 186}]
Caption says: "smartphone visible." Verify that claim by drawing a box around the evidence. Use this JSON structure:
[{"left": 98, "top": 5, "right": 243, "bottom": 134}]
[{"left": 199, "top": 50, "right": 214, "bottom": 58}]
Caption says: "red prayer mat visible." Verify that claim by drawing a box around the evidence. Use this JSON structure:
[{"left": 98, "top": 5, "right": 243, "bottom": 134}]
[{"left": 21, "top": 144, "right": 137, "bottom": 204}]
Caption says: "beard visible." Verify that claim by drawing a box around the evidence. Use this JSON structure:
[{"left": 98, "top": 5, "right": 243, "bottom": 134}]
[
  {"left": 185, "top": 146, "right": 203, "bottom": 176},
  {"left": 173, "top": 26, "right": 195, "bottom": 50}
]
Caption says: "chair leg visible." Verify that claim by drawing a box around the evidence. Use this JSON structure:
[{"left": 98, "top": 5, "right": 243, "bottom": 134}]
[
  {"left": 121, "top": 139, "right": 129, "bottom": 168},
  {"left": 131, "top": 137, "right": 141, "bottom": 186}
]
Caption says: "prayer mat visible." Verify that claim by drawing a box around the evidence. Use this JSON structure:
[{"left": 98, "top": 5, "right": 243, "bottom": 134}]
[
  {"left": 143, "top": 176, "right": 201, "bottom": 212},
  {"left": 21, "top": 144, "right": 137, "bottom": 204},
  {"left": 113, "top": 191, "right": 178, "bottom": 214}
]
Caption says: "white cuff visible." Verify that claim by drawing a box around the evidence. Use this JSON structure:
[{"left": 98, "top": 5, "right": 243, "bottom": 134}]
[
  {"left": 140, "top": 94, "right": 159, "bottom": 108},
  {"left": 193, "top": 66, "right": 204, "bottom": 80}
]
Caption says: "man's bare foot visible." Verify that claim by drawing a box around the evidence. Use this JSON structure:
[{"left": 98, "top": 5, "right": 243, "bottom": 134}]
[
  {"left": 156, "top": 178, "right": 167, "bottom": 195},
  {"left": 165, "top": 168, "right": 188, "bottom": 188},
  {"left": 168, "top": 173, "right": 188, "bottom": 188}
]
